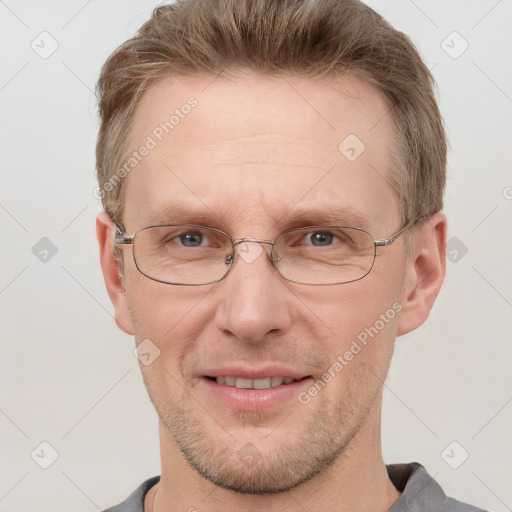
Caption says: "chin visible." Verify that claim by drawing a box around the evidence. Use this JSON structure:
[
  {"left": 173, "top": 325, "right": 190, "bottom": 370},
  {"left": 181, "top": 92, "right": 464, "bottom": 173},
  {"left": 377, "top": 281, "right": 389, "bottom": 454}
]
[{"left": 160, "top": 393, "right": 360, "bottom": 495}]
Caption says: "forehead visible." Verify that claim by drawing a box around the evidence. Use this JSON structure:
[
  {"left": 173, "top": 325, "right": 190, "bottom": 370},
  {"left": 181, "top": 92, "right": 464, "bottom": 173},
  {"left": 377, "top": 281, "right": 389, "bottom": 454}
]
[{"left": 123, "top": 71, "right": 399, "bottom": 234}]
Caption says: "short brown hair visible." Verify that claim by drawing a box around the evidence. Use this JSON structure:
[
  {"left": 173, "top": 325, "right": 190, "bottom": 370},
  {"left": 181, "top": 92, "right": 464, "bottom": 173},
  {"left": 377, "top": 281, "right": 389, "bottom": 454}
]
[{"left": 96, "top": 0, "right": 446, "bottom": 226}]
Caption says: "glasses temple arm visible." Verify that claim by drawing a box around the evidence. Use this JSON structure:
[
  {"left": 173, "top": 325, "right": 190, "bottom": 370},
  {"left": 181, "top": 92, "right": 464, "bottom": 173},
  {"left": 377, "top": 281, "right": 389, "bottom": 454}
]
[
  {"left": 113, "top": 224, "right": 134, "bottom": 245},
  {"left": 374, "top": 221, "right": 415, "bottom": 247}
]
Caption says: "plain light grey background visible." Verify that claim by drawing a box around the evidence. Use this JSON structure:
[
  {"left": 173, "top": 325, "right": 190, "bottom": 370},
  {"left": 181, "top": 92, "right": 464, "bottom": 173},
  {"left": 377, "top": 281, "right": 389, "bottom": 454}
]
[{"left": 1, "top": 1, "right": 511, "bottom": 511}]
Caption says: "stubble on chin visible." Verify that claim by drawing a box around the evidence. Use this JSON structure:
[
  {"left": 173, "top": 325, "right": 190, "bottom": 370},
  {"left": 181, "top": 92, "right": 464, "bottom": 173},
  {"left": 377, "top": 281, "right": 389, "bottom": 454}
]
[{"left": 148, "top": 379, "right": 376, "bottom": 495}]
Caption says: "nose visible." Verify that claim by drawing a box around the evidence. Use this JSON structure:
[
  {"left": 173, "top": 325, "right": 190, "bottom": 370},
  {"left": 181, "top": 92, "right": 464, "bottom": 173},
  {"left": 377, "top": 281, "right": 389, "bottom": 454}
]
[{"left": 214, "top": 240, "right": 292, "bottom": 344}]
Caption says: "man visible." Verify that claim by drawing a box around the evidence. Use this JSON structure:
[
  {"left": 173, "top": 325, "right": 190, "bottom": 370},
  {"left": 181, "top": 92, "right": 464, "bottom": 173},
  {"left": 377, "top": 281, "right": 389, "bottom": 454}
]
[{"left": 95, "top": 0, "right": 488, "bottom": 510}]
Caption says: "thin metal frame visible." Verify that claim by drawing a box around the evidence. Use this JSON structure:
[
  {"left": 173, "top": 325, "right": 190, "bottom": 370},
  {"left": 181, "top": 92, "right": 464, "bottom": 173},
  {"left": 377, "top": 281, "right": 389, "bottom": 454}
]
[{"left": 114, "top": 222, "right": 411, "bottom": 286}]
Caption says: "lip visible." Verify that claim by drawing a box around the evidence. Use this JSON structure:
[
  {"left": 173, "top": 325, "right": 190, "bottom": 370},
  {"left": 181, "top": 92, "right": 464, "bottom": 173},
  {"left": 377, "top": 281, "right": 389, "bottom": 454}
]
[
  {"left": 200, "top": 375, "right": 313, "bottom": 411},
  {"left": 201, "top": 366, "right": 309, "bottom": 380}
]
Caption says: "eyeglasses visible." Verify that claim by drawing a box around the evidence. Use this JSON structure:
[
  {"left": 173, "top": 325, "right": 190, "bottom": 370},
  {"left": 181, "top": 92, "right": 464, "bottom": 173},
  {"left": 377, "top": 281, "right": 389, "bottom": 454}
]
[{"left": 114, "top": 223, "right": 410, "bottom": 286}]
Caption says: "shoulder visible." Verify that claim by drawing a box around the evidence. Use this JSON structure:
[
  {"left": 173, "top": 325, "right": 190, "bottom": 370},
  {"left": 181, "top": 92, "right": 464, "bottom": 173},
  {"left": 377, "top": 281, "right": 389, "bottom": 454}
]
[
  {"left": 102, "top": 475, "right": 160, "bottom": 512},
  {"left": 387, "top": 462, "right": 491, "bottom": 512}
]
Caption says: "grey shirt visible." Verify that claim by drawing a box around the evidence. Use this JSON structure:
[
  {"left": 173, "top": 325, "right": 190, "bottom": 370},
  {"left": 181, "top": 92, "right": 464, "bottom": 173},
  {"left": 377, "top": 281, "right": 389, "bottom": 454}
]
[{"left": 102, "top": 462, "right": 489, "bottom": 512}]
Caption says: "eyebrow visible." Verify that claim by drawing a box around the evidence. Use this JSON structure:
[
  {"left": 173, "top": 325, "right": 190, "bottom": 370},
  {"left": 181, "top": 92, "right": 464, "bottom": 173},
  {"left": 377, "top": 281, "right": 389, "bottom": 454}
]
[
  {"left": 138, "top": 202, "right": 370, "bottom": 233},
  {"left": 275, "top": 206, "right": 369, "bottom": 230},
  {"left": 142, "top": 202, "right": 223, "bottom": 228}
]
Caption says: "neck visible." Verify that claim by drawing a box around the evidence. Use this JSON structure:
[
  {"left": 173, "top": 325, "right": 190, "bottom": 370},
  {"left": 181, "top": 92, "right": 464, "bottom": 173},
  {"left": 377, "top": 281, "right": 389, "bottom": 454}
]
[{"left": 146, "top": 395, "right": 400, "bottom": 512}]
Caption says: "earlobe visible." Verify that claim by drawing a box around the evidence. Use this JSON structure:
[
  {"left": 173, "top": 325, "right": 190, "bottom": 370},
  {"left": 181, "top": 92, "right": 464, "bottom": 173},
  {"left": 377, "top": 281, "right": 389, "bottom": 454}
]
[
  {"left": 396, "top": 212, "right": 447, "bottom": 337},
  {"left": 96, "top": 211, "right": 135, "bottom": 335}
]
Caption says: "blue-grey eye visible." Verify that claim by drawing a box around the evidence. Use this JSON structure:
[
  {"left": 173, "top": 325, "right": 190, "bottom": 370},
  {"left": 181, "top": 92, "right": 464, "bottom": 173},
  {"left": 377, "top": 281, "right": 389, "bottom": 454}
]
[
  {"left": 180, "top": 231, "right": 203, "bottom": 247},
  {"left": 307, "top": 231, "right": 333, "bottom": 246}
]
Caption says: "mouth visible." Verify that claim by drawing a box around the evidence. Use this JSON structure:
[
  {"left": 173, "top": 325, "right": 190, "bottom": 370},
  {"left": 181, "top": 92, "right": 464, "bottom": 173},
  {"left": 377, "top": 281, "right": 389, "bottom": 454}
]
[
  {"left": 201, "top": 373, "right": 314, "bottom": 411},
  {"left": 205, "top": 375, "right": 310, "bottom": 389}
]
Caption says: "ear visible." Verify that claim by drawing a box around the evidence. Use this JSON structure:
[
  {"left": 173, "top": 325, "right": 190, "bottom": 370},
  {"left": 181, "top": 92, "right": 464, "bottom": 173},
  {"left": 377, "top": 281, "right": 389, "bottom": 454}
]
[
  {"left": 96, "top": 211, "right": 134, "bottom": 335},
  {"left": 396, "top": 212, "right": 447, "bottom": 337}
]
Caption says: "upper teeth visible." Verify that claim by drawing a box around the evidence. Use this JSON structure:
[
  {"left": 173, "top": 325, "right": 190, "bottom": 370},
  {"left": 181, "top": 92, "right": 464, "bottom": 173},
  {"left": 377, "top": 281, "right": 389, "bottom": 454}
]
[{"left": 216, "top": 376, "right": 296, "bottom": 389}]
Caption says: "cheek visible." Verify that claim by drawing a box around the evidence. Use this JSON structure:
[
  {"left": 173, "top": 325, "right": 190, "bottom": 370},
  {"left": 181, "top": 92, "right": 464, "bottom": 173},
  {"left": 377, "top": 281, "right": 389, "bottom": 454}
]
[
  {"left": 300, "top": 271, "right": 402, "bottom": 336},
  {"left": 126, "top": 277, "right": 213, "bottom": 364},
  {"left": 297, "top": 266, "right": 404, "bottom": 379},
  {"left": 313, "top": 304, "right": 400, "bottom": 409}
]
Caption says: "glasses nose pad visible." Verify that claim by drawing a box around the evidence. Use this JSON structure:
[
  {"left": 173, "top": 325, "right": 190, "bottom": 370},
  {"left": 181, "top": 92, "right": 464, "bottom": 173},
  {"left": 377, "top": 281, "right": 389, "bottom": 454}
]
[{"left": 271, "top": 249, "right": 281, "bottom": 263}]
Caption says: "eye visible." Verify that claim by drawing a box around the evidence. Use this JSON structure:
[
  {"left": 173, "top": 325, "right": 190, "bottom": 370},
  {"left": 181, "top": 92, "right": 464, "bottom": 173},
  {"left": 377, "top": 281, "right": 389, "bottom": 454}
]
[
  {"left": 178, "top": 231, "right": 204, "bottom": 247},
  {"left": 304, "top": 230, "right": 335, "bottom": 246}
]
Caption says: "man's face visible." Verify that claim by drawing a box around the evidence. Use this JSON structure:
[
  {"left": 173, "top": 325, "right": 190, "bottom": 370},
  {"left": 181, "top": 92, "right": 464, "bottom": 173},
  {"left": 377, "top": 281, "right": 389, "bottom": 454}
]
[{"left": 118, "top": 72, "right": 408, "bottom": 493}]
